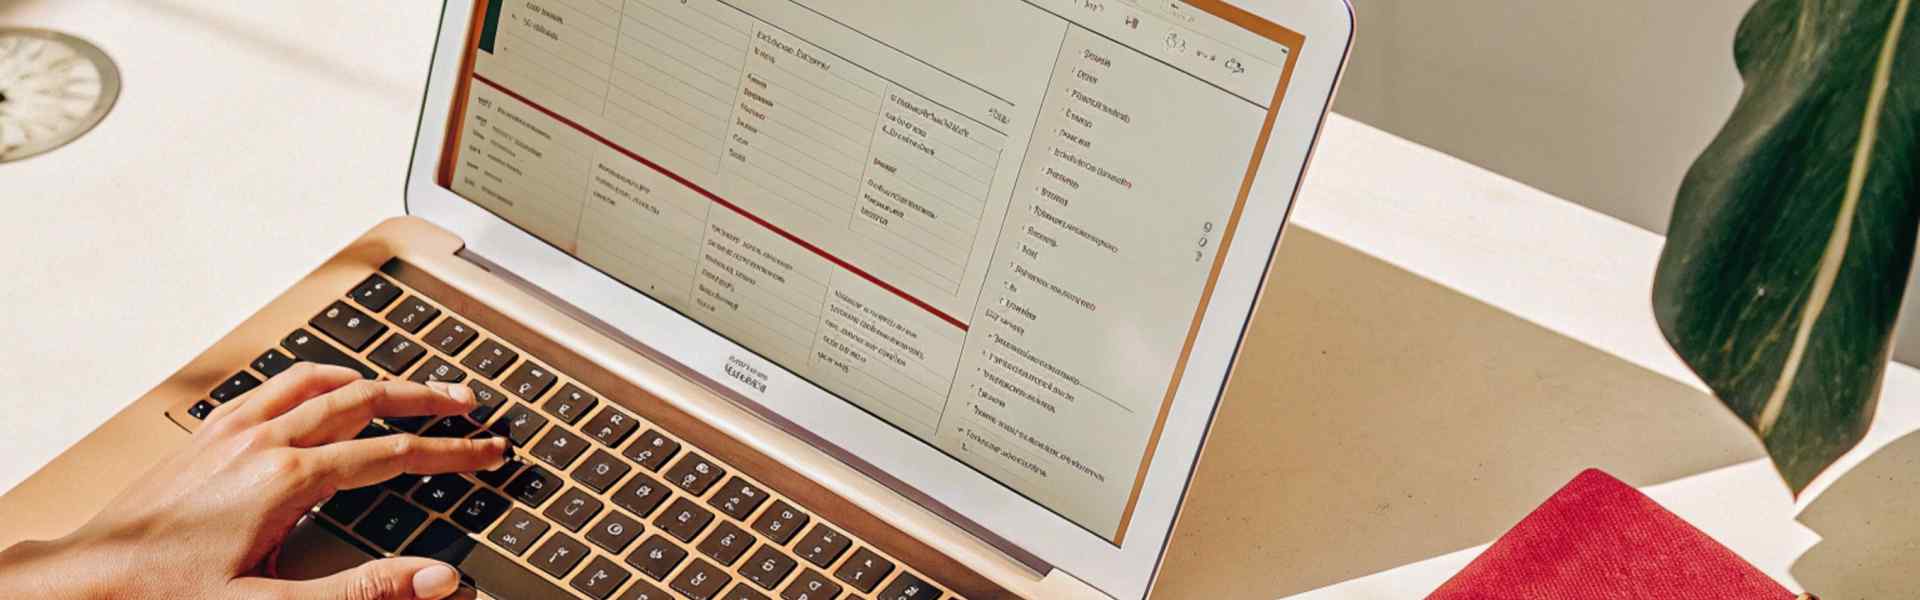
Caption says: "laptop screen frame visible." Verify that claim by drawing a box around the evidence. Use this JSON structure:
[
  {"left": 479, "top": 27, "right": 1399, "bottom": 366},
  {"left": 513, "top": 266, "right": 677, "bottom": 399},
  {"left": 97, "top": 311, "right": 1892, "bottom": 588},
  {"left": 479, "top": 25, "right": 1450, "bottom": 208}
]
[{"left": 405, "top": 1, "right": 1352, "bottom": 597}]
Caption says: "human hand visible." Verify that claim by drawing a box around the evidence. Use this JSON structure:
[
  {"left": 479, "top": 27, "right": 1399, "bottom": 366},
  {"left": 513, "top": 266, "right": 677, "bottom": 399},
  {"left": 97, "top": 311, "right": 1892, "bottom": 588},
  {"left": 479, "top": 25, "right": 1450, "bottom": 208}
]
[{"left": 0, "top": 364, "right": 509, "bottom": 599}]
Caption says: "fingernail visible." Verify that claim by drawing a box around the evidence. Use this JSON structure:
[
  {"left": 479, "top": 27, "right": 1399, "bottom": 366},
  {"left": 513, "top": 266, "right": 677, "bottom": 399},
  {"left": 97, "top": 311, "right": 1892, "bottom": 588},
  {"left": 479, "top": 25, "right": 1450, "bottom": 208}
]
[
  {"left": 424, "top": 381, "right": 451, "bottom": 395},
  {"left": 412, "top": 564, "right": 459, "bottom": 599},
  {"left": 446, "top": 384, "right": 474, "bottom": 405}
]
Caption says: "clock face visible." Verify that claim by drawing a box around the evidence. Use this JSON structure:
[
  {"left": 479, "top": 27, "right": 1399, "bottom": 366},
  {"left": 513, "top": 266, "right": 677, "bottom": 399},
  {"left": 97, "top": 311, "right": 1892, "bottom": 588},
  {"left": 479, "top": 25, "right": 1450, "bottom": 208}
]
[{"left": 0, "top": 28, "right": 120, "bottom": 163}]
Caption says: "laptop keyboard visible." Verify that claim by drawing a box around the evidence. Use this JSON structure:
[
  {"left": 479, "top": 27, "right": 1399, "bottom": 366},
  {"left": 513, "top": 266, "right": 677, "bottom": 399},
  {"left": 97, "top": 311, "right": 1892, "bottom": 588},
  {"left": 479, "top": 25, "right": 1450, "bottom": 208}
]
[{"left": 174, "top": 272, "right": 963, "bottom": 600}]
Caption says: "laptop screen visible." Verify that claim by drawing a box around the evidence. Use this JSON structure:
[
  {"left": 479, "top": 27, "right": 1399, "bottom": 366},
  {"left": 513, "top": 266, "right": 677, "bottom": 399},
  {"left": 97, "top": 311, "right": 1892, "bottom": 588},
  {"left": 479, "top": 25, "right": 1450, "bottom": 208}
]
[{"left": 434, "top": 0, "right": 1302, "bottom": 543}]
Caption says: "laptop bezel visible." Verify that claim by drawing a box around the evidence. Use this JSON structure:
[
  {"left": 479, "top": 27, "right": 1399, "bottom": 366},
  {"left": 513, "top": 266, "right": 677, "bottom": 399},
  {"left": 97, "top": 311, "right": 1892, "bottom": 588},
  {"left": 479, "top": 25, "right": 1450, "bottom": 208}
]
[{"left": 404, "top": 2, "right": 1352, "bottom": 597}]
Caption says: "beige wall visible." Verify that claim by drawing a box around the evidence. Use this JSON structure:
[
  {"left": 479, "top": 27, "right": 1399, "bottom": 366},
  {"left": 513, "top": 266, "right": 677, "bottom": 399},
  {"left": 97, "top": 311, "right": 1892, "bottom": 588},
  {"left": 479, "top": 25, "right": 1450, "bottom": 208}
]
[
  {"left": 1335, "top": 0, "right": 1752, "bottom": 233},
  {"left": 1335, "top": 0, "right": 1920, "bottom": 365}
]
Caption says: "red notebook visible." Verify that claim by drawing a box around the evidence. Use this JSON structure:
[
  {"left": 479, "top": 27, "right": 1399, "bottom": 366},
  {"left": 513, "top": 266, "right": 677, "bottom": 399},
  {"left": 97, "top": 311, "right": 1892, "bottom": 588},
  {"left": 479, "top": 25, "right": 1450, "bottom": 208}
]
[{"left": 1427, "top": 469, "right": 1793, "bottom": 599}]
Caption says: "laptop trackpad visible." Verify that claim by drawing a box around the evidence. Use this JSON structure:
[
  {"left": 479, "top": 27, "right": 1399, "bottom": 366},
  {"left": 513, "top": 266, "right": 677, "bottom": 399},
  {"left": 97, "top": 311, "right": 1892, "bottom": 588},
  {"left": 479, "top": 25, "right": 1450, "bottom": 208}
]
[{"left": 273, "top": 517, "right": 481, "bottom": 599}]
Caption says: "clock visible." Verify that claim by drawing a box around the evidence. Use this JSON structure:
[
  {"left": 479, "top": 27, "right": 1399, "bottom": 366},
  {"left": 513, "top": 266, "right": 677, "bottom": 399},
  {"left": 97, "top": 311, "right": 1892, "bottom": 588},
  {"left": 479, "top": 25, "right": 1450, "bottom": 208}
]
[{"left": 0, "top": 27, "right": 120, "bottom": 163}]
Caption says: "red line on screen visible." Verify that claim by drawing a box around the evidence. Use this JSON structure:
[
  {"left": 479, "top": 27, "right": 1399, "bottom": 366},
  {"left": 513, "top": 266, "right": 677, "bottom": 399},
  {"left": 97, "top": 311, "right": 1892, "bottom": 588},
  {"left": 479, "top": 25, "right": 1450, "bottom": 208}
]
[{"left": 470, "top": 74, "right": 970, "bottom": 331}]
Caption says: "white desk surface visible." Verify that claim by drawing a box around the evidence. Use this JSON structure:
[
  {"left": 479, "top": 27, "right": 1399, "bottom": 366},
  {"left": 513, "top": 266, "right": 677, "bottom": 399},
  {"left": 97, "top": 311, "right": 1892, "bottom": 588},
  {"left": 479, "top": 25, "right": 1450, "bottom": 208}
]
[{"left": 5, "top": 2, "right": 1916, "bottom": 597}]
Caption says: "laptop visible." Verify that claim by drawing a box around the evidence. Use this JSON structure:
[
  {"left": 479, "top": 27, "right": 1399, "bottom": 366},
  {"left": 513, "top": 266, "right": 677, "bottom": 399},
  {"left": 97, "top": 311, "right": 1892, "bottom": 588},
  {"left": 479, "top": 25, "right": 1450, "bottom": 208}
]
[{"left": 0, "top": 1, "right": 1350, "bottom": 598}]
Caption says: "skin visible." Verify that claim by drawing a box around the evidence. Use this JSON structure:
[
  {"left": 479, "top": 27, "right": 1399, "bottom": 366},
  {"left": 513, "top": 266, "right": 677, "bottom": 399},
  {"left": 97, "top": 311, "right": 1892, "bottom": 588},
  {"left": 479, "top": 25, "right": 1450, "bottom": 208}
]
[{"left": 0, "top": 364, "right": 510, "bottom": 600}]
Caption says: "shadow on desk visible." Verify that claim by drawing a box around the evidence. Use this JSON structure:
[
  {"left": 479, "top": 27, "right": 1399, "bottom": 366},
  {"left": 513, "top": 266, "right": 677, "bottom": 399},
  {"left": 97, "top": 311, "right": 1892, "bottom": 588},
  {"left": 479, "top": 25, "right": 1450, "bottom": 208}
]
[
  {"left": 1154, "top": 229, "right": 1764, "bottom": 598},
  {"left": 1793, "top": 429, "right": 1920, "bottom": 599}
]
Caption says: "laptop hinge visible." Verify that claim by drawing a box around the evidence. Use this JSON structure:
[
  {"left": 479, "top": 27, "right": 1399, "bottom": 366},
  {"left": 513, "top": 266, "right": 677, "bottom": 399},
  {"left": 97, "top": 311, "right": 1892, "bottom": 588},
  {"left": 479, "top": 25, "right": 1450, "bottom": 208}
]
[{"left": 448, "top": 248, "right": 1055, "bottom": 576}]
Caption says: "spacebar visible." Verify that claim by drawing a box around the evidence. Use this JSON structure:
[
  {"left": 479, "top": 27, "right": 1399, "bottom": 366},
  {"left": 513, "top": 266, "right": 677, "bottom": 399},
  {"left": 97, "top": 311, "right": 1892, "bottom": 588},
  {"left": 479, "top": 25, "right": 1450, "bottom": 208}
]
[{"left": 452, "top": 544, "right": 573, "bottom": 600}]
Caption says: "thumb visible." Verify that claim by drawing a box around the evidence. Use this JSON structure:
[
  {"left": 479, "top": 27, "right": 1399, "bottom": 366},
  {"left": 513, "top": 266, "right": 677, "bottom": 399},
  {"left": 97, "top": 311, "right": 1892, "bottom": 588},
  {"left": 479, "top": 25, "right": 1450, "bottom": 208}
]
[{"left": 242, "top": 556, "right": 464, "bottom": 600}]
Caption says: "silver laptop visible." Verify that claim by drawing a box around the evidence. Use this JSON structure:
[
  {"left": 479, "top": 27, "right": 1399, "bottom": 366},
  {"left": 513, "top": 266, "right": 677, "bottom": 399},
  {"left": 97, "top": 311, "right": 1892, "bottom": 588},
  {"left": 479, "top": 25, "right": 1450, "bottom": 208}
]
[{"left": 1, "top": 1, "right": 1351, "bottom": 598}]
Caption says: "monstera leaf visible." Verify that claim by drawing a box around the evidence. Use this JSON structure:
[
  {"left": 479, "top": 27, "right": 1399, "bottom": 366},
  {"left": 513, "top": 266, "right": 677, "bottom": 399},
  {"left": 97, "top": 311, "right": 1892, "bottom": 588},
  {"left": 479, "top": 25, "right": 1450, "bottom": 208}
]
[{"left": 1654, "top": 0, "right": 1920, "bottom": 494}]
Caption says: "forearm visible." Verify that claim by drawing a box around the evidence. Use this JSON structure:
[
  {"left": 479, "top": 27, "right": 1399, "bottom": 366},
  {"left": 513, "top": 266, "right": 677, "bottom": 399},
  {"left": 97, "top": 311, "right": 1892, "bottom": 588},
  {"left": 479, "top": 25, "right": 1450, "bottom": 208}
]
[{"left": 0, "top": 538, "right": 116, "bottom": 600}]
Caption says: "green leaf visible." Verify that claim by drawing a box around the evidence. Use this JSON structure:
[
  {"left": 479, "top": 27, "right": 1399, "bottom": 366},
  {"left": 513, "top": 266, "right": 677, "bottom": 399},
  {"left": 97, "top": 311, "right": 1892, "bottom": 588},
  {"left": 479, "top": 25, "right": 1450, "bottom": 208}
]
[{"left": 1654, "top": 0, "right": 1920, "bottom": 494}]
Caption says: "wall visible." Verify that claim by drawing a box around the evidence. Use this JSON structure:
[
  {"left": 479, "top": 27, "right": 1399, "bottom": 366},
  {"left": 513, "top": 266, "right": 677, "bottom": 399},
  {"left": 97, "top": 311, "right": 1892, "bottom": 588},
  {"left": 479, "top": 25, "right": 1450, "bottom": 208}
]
[
  {"left": 1336, "top": 0, "right": 1751, "bottom": 233},
  {"left": 1335, "top": 0, "right": 1920, "bottom": 365}
]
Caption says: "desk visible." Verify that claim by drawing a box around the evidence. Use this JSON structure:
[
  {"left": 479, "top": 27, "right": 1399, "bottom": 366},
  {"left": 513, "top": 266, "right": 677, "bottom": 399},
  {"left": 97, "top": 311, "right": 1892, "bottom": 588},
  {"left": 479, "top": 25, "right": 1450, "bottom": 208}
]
[{"left": 4, "top": 2, "right": 1916, "bottom": 598}]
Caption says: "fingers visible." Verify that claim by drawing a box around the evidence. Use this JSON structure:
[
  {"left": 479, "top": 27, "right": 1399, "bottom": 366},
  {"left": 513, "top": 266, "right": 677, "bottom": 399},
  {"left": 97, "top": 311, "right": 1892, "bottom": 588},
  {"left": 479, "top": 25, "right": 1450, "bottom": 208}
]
[
  {"left": 306, "top": 434, "right": 508, "bottom": 491},
  {"left": 271, "top": 380, "right": 476, "bottom": 447},
  {"left": 200, "top": 394, "right": 251, "bottom": 430},
  {"left": 234, "top": 556, "right": 463, "bottom": 600},
  {"left": 220, "top": 363, "right": 363, "bottom": 429}
]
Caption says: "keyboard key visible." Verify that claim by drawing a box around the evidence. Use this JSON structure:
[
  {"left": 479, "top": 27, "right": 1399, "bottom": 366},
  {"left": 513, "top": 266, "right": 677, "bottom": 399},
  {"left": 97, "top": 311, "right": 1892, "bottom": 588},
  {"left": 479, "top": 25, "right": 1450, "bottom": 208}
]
[
  {"left": 832, "top": 548, "right": 894, "bottom": 593},
  {"left": 543, "top": 488, "right": 604, "bottom": 532},
  {"left": 543, "top": 383, "right": 599, "bottom": 424},
  {"left": 877, "top": 572, "right": 943, "bottom": 600},
  {"left": 531, "top": 428, "right": 589, "bottom": 469},
  {"left": 530, "top": 533, "right": 590, "bottom": 579},
  {"left": 311, "top": 301, "right": 387, "bottom": 351},
  {"left": 502, "top": 362, "right": 558, "bottom": 401},
  {"left": 250, "top": 348, "right": 296, "bottom": 378},
  {"left": 708, "top": 477, "right": 769, "bottom": 521},
  {"left": 666, "top": 453, "right": 726, "bottom": 496},
  {"left": 655, "top": 497, "right": 715, "bottom": 543},
  {"left": 586, "top": 510, "right": 644, "bottom": 553},
  {"left": 722, "top": 584, "right": 773, "bottom": 600},
  {"left": 467, "top": 381, "right": 509, "bottom": 423},
  {"left": 320, "top": 486, "right": 382, "bottom": 524},
  {"left": 461, "top": 339, "right": 518, "bottom": 379},
  {"left": 581, "top": 406, "right": 639, "bottom": 448},
  {"left": 491, "top": 404, "right": 548, "bottom": 446},
  {"left": 368, "top": 334, "right": 428, "bottom": 375},
  {"left": 423, "top": 318, "right": 478, "bottom": 356},
  {"left": 794, "top": 525, "right": 852, "bottom": 569},
  {"left": 355, "top": 423, "right": 396, "bottom": 439},
  {"left": 505, "top": 466, "right": 562, "bottom": 507},
  {"left": 619, "top": 580, "right": 674, "bottom": 600},
  {"left": 696, "top": 521, "right": 756, "bottom": 566},
  {"left": 452, "top": 488, "right": 509, "bottom": 533},
  {"left": 410, "top": 475, "right": 473, "bottom": 512},
  {"left": 570, "top": 556, "right": 633, "bottom": 600},
  {"left": 475, "top": 456, "right": 526, "bottom": 488},
  {"left": 401, "top": 519, "right": 471, "bottom": 563},
  {"left": 487, "top": 508, "right": 550, "bottom": 555},
  {"left": 349, "top": 274, "right": 404, "bottom": 312},
  {"left": 381, "top": 474, "right": 421, "bottom": 494},
  {"left": 186, "top": 400, "right": 216, "bottom": 420},
  {"left": 386, "top": 295, "right": 440, "bottom": 333},
  {"left": 376, "top": 416, "right": 423, "bottom": 434},
  {"left": 671, "top": 558, "right": 733, "bottom": 600},
  {"left": 354, "top": 495, "right": 427, "bottom": 552},
  {"left": 384, "top": 416, "right": 433, "bottom": 434},
  {"left": 282, "top": 329, "right": 377, "bottom": 379},
  {"left": 209, "top": 371, "right": 261, "bottom": 402},
  {"left": 623, "top": 430, "right": 681, "bottom": 472},
  {"left": 612, "top": 474, "right": 671, "bottom": 517},
  {"left": 407, "top": 356, "right": 467, "bottom": 384},
  {"left": 742, "top": 546, "right": 798, "bottom": 591},
  {"left": 572, "top": 450, "right": 632, "bottom": 493},
  {"left": 780, "top": 570, "right": 842, "bottom": 600},
  {"left": 625, "top": 535, "right": 688, "bottom": 581},
  {"left": 452, "top": 538, "right": 577, "bottom": 600},
  {"left": 421, "top": 416, "right": 479, "bottom": 439},
  {"left": 751, "top": 501, "right": 809, "bottom": 545}
]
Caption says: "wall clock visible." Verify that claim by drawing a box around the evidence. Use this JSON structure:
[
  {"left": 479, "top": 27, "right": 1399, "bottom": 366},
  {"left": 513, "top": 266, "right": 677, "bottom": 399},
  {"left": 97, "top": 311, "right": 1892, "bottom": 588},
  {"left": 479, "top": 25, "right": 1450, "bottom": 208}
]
[{"left": 0, "top": 27, "right": 120, "bottom": 164}]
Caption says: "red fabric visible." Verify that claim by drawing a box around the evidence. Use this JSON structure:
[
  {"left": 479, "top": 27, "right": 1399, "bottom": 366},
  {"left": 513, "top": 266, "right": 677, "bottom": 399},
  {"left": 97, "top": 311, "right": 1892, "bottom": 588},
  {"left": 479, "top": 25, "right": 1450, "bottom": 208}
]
[{"left": 1426, "top": 469, "right": 1793, "bottom": 599}]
